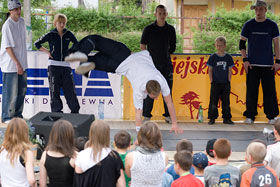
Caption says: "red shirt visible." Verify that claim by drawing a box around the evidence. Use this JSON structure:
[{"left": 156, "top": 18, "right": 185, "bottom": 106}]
[{"left": 171, "top": 174, "right": 204, "bottom": 187}]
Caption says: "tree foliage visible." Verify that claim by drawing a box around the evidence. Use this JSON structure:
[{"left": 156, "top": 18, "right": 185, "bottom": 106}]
[{"left": 192, "top": 5, "right": 280, "bottom": 53}]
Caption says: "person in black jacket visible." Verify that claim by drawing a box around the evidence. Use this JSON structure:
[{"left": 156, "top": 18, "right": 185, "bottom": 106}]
[
  {"left": 35, "top": 13, "right": 80, "bottom": 113},
  {"left": 140, "top": 4, "right": 176, "bottom": 124}
]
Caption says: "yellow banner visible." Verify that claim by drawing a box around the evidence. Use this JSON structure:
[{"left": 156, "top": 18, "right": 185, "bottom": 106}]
[{"left": 123, "top": 54, "right": 280, "bottom": 122}]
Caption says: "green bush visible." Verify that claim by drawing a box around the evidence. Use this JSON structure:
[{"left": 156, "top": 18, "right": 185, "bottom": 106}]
[{"left": 193, "top": 5, "right": 280, "bottom": 53}]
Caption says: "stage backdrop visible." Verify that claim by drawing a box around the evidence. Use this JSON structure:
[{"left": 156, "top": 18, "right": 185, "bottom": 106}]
[
  {"left": 123, "top": 54, "right": 280, "bottom": 122},
  {"left": 0, "top": 51, "right": 122, "bottom": 119}
]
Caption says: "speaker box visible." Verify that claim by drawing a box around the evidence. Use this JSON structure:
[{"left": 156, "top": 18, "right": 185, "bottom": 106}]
[{"left": 30, "top": 112, "right": 95, "bottom": 149}]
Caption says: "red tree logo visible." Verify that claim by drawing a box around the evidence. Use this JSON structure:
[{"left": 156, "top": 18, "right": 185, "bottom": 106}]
[{"left": 180, "top": 91, "right": 202, "bottom": 119}]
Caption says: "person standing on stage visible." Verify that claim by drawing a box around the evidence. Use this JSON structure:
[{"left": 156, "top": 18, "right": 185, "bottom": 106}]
[
  {"left": 140, "top": 4, "right": 176, "bottom": 124},
  {"left": 35, "top": 13, "right": 80, "bottom": 113},
  {"left": 240, "top": 0, "right": 280, "bottom": 124},
  {"left": 0, "top": 0, "right": 28, "bottom": 124}
]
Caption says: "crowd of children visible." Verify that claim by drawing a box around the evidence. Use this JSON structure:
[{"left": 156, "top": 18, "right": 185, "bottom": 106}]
[{"left": 1, "top": 119, "right": 280, "bottom": 186}]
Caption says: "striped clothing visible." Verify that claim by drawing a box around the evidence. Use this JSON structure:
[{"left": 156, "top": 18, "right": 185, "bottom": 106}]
[{"left": 241, "top": 163, "right": 280, "bottom": 187}]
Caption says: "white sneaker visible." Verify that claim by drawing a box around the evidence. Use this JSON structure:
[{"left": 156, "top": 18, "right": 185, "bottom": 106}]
[
  {"left": 165, "top": 116, "right": 172, "bottom": 124},
  {"left": 75, "top": 63, "right": 96, "bottom": 75},
  {"left": 268, "top": 119, "right": 276, "bottom": 125},
  {"left": 3, "top": 120, "right": 11, "bottom": 124},
  {"left": 244, "top": 118, "right": 254, "bottom": 124},
  {"left": 65, "top": 52, "right": 88, "bottom": 62}
]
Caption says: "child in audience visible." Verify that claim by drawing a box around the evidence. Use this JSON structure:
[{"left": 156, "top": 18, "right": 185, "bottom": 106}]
[
  {"left": 39, "top": 120, "right": 77, "bottom": 187},
  {"left": 0, "top": 118, "right": 36, "bottom": 187},
  {"left": 114, "top": 130, "right": 131, "bottom": 187},
  {"left": 125, "top": 121, "right": 168, "bottom": 187},
  {"left": 193, "top": 152, "right": 208, "bottom": 184},
  {"left": 264, "top": 119, "right": 280, "bottom": 179},
  {"left": 75, "top": 136, "right": 88, "bottom": 152},
  {"left": 206, "top": 138, "right": 216, "bottom": 165},
  {"left": 171, "top": 150, "right": 204, "bottom": 187},
  {"left": 74, "top": 120, "right": 125, "bottom": 187},
  {"left": 241, "top": 142, "right": 280, "bottom": 186},
  {"left": 166, "top": 139, "right": 194, "bottom": 180},
  {"left": 204, "top": 138, "right": 241, "bottom": 187}
]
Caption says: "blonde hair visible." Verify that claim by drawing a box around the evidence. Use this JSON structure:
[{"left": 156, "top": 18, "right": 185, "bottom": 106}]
[
  {"left": 53, "top": 13, "right": 67, "bottom": 27},
  {"left": 146, "top": 80, "right": 161, "bottom": 96},
  {"left": 246, "top": 142, "right": 266, "bottom": 163},
  {"left": 88, "top": 120, "right": 110, "bottom": 162},
  {"left": 0, "top": 118, "right": 32, "bottom": 165},
  {"left": 215, "top": 36, "right": 227, "bottom": 45}
]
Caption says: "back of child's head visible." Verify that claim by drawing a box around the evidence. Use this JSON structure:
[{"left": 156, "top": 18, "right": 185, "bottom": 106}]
[
  {"left": 174, "top": 150, "right": 193, "bottom": 171},
  {"left": 193, "top": 152, "right": 208, "bottom": 170},
  {"left": 206, "top": 138, "right": 216, "bottom": 158},
  {"left": 214, "top": 138, "right": 231, "bottom": 159},
  {"left": 114, "top": 130, "right": 131, "bottom": 149},
  {"left": 137, "top": 121, "right": 162, "bottom": 150},
  {"left": 246, "top": 142, "right": 266, "bottom": 163},
  {"left": 274, "top": 119, "right": 280, "bottom": 135},
  {"left": 250, "top": 139, "right": 267, "bottom": 148},
  {"left": 75, "top": 136, "right": 88, "bottom": 152},
  {"left": 176, "top": 139, "right": 193, "bottom": 153},
  {"left": 215, "top": 36, "right": 227, "bottom": 45}
]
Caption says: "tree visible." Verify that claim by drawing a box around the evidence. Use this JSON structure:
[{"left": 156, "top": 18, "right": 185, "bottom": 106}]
[{"left": 78, "top": 0, "right": 85, "bottom": 7}]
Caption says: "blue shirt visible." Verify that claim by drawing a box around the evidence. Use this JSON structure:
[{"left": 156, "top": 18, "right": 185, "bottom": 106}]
[
  {"left": 206, "top": 53, "right": 234, "bottom": 84},
  {"left": 166, "top": 164, "right": 195, "bottom": 180},
  {"left": 241, "top": 18, "right": 279, "bottom": 66}
]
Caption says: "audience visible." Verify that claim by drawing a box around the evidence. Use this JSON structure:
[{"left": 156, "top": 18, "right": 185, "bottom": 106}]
[
  {"left": 166, "top": 139, "right": 194, "bottom": 180},
  {"left": 204, "top": 138, "right": 241, "bottom": 187},
  {"left": 264, "top": 119, "right": 280, "bottom": 178},
  {"left": 114, "top": 130, "right": 132, "bottom": 187},
  {"left": 192, "top": 152, "right": 208, "bottom": 184},
  {"left": 171, "top": 150, "right": 204, "bottom": 187},
  {"left": 125, "top": 121, "right": 168, "bottom": 187},
  {"left": 0, "top": 118, "right": 36, "bottom": 187},
  {"left": 205, "top": 138, "right": 216, "bottom": 165},
  {"left": 241, "top": 142, "right": 279, "bottom": 186},
  {"left": 39, "top": 120, "right": 77, "bottom": 187},
  {"left": 74, "top": 120, "right": 125, "bottom": 187}
]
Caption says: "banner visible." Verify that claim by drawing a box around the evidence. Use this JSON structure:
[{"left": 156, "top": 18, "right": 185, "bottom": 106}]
[
  {"left": 0, "top": 51, "right": 122, "bottom": 119},
  {"left": 123, "top": 54, "right": 280, "bottom": 122}
]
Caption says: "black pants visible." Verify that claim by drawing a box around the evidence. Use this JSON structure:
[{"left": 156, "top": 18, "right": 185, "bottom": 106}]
[
  {"left": 208, "top": 82, "right": 232, "bottom": 119},
  {"left": 243, "top": 66, "right": 279, "bottom": 120},
  {"left": 143, "top": 65, "right": 173, "bottom": 117},
  {"left": 71, "top": 35, "right": 131, "bottom": 73},
  {"left": 48, "top": 66, "right": 80, "bottom": 113}
]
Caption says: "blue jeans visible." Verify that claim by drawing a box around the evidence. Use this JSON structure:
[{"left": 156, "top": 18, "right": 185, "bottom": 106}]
[{"left": 1, "top": 72, "right": 27, "bottom": 122}]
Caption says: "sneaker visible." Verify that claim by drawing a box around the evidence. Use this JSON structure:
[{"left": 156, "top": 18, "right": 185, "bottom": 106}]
[
  {"left": 268, "top": 119, "right": 276, "bottom": 125},
  {"left": 75, "top": 62, "right": 96, "bottom": 75},
  {"left": 208, "top": 119, "right": 215, "bottom": 125},
  {"left": 65, "top": 52, "right": 88, "bottom": 62},
  {"left": 3, "top": 120, "right": 11, "bottom": 124},
  {"left": 223, "top": 119, "right": 234, "bottom": 125},
  {"left": 165, "top": 116, "right": 171, "bottom": 124},
  {"left": 143, "top": 117, "right": 151, "bottom": 123},
  {"left": 244, "top": 118, "right": 254, "bottom": 124}
]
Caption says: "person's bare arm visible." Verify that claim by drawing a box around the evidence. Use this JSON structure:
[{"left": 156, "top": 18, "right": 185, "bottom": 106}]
[
  {"left": 39, "top": 47, "right": 53, "bottom": 59},
  {"left": 125, "top": 152, "right": 133, "bottom": 178},
  {"left": 135, "top": 108, "right": 143, "bottom": 127},
  {"left": 163, "top": 94, "right": 183, "bottom": 134},
  {"left": 240, "top": 36, "right": 251, "bottom": 74},
  {"left": 6, "top": 47, "right": 23, "bottom": 75},
  {"left": 116, "top": 169, "right": 126, "bottom": 187},
  {"left": 25, "top": 150, "right": 37, "bottom": 187},
  {"left": 272, "top": 37, "right": 280, "bottom": 73}
]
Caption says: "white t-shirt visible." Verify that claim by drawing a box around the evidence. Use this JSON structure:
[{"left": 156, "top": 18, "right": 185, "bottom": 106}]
[
  {"left": 264, "top": 141, "right": 280, "bottom": 177},
  {"left": 0, "top": 149, "right": 29, "bottom": 187},
  {"left": 75, "top": 147, "right": 111, "bottom": 172},
  {"left": 116, "top": 50, "right": 170, "bottom": 110},
  {"left": 0, "top": 17, "right": 28, "bottom": 72}
]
